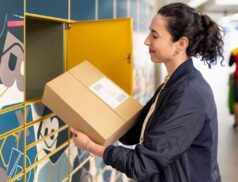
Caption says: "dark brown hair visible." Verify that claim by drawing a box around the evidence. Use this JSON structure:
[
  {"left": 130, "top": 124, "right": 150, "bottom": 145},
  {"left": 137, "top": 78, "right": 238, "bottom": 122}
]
[{"left": 158, "top": 3, "right": 224, "bottom": 67}]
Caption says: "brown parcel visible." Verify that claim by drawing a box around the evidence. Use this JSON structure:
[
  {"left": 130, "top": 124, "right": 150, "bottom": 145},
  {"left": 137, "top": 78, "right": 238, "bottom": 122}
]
[{"left": 42, "top": 61, "right": 143, "bottom": 146}]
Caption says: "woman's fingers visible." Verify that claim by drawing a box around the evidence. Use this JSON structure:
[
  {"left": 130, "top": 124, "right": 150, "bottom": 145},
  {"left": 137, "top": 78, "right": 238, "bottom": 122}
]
[
  {"left": 70, "top": 127, "right": 92, "bottom": 150},
  {"left": 70, "top": 127, "right": 78, "bottom": 135},
  {"left": 70, "top": 128, "right": 85, "bottom": 138}
]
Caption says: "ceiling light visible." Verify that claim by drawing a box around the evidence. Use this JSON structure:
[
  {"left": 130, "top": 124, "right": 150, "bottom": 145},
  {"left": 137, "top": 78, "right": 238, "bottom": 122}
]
[
  {"left": 188, "top": 0, "right": 210, "bottom": 8},
  {"left": 220, "top": 13, "right": 238, "bottom": 23},
  {"left": 216, "top": 0, "right": 238, "bottom": 5}
]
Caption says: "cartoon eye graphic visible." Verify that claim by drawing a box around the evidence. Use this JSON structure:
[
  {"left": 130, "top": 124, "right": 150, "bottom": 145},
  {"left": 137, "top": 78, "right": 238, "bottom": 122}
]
[
  {"left": 44, "top": 128, "right": 48, "bottom": 136},
  {"left": 0, "top": 32, "right": 23, "bottom": 91},
  {"left": 50, "top": 129, "right": 55, "bottom": 140}
]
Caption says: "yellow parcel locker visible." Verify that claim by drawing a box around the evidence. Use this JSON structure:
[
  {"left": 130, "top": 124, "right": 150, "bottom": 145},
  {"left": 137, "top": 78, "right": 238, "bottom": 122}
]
[
  {"left": 26, "top": 15, "right": 133, "bottom": 100},
  {"left": 66, "top": 19, "right": 133, "bottom": 95}
]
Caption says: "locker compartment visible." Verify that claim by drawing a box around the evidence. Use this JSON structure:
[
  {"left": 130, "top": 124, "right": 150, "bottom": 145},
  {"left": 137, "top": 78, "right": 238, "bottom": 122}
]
[
  {"left": 25, "top": 115, "right": 68, "bottom": 148},
  {"left": 0, "top": 129, "right": 25, "bottom": 181},
  {"left": 25, "top": 118, "right": 69, "bottom": 182},
  {"left": 0, "top": 106, "right": 24, "bottom": 131},
  {"left": 98, "top": 0, "right": 113, "bottom": 19},
  {"left": 25, "top": 17, "right": 64, "bottom": 101},
  {"left": 26, "top": 100, "right": 53, "bottom": 124},
  {"left": 66, "top": 18, "right": 133, "bottom": 94},
  {"left": 70, "top": 0, "right": 96, "bottom": 21},
  {"left": 117, "top": 0, "right": 128, "bottom": 18},
  {"left": 26, "top": 138, "right": 69, "bottom": 182},
  {"left": 68, "top": 148, "right": 92, "bottom": 182},
  {"left": 25, "top": 16, "right": 133, "bottom": 102},
  {"left": 26, "top": 0, "right": 68, "bottom": 20}
]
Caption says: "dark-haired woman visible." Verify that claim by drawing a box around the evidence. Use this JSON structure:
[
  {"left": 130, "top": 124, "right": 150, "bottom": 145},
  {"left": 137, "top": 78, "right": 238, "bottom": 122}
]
[{"left": 71, "top": 3, "right": 224, "bottom": 182}]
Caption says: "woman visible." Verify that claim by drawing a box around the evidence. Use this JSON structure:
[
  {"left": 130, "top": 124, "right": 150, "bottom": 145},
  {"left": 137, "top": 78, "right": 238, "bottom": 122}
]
[{"left": 71, "top": 3, "right": 224, "bottom": 182}]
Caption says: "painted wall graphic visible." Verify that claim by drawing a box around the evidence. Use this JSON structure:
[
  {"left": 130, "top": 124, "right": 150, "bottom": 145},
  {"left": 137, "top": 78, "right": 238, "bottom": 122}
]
[
  {"left": 26, "top": 0, "right": 68, "bottom": 19},
  {"left": 0, "top": 107, "right": 36, "bottom": 182},
  {"left": 0, "top": 0, "right": 24, "bottom": 111},
  {"left": 0, "top": 0, "right": 155, "bottom": 181},
  {"left": 68, "top": 149, "right": 125, "bottom": 182},
  {"left": 27, "top": 101, "right": 124, "bottom": 182},
  {"left": 27, "top": 102, "right": 69, "bottom": 181}
]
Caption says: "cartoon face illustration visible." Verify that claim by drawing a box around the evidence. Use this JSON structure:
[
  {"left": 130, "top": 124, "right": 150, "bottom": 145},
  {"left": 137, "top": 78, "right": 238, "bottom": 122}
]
[
  {"left": 35, "top": 106, "right": 68, "bottom": 164},
  {"left": 37, "top": 116, "right": 59, "bottom": 153},
  {"left": 0, "top": 32, "right": 23, "bottom": 91},
  {"left": 0, "top": 31, "right": 24, "bottom": 109}
]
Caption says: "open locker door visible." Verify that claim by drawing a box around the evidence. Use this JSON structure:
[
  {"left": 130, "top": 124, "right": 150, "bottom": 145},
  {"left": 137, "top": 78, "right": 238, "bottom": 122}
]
[{"left": 66, "top": 18, "right": 133, "bottom": 95}]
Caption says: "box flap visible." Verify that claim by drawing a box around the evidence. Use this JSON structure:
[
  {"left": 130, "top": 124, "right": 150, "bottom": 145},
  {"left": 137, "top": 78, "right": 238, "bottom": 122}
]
[
  {"left": 115, "top": 97, "right": 143, "bottom": 121},
  {"left": 69, "top": 61, "right": 142, "bottom": 117},
  {"left": 68, "top": 60, "right": 103, "bottom": 87}
]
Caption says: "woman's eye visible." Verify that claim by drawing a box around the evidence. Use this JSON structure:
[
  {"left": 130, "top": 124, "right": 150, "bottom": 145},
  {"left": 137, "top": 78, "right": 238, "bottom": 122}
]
[{"left": 152, "top": 35, "right": 158, "bottom": 38}]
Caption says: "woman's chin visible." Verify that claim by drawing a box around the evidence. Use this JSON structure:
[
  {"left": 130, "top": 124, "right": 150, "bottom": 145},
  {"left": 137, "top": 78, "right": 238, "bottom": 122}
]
[{"left": 151, "top": 57, "right": 162, "bottom": 63}]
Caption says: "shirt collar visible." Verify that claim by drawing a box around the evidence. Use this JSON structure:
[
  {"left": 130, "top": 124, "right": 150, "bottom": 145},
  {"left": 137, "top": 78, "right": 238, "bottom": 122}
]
[{"left": 164, "top": 58, "right": 193, "bottom": 88}]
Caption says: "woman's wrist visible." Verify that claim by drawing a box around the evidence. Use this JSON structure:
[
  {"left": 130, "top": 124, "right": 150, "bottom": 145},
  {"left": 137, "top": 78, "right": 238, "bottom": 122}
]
[
  {"left": 85, "top": 140, "right": 92, "bottom": 152},
  {"left": 85, "top": 141, "right": 106, "bottom": 157}
]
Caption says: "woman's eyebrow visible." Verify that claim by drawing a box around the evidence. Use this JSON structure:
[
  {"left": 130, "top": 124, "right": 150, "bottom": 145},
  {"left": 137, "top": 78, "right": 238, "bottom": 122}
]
[{"left": 149, "top": 27, "right": 159, "bottom": 34}]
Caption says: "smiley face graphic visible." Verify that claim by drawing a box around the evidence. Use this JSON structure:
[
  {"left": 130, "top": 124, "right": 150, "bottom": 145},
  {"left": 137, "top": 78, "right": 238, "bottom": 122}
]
[{"left": 38, "top": 117, "right": 59, "bottom": 152}]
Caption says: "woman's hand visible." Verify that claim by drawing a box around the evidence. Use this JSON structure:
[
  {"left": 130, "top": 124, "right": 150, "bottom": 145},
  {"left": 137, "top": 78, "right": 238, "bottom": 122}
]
[
  {"left": 70, "top": 127, "right": 93, "bottom": 150},
  {"left": 70, "top": 127, "right": 106, "bottom": 157}
]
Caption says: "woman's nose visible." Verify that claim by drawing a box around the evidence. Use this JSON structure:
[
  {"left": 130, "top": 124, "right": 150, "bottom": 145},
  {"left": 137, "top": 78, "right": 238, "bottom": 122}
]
[{"left": 144, "top": 36, "right": 150, "bottom": 46}]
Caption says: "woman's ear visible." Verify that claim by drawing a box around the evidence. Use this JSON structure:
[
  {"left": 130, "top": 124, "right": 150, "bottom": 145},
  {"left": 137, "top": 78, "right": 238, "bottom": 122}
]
[
  {"left": 173, "top": 36, "right": 189, "bottom": 57},
  {"left": 178, "top": 36, "right": 189, "bottom": 51}
]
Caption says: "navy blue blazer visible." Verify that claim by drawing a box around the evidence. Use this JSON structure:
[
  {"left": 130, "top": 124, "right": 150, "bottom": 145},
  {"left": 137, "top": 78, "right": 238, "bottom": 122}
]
[{"left": 103, "top": 59, "right": 221, "bottom": 182}]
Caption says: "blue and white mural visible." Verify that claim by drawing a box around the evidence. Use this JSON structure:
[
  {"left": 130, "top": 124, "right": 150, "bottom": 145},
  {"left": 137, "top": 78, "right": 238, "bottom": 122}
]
[
  {"left": 0, "top": 107, "right": 36, "bottom": 182},
  {"left": 0, "top": 0, "right": 155, "bottom": 181},
  {"left": 0, "top": 0, "right": 24, "bottom": 111}
]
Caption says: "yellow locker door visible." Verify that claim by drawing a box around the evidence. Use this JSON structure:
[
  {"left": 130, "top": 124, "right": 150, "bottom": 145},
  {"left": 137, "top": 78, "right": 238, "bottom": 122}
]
[{"left": 66, "top": 18, "right": 133, "bottom": 95}]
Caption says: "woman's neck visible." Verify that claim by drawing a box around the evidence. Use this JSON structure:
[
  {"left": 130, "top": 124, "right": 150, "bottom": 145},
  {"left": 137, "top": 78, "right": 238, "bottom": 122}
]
[{"left": 165, "top": 55, "right": 189, "bottom": 76}]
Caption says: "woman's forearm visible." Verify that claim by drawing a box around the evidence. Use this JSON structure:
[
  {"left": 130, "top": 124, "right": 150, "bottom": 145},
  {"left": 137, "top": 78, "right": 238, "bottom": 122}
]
[{"left": 87, "top": 141, "right": 106, "bottom": 157}]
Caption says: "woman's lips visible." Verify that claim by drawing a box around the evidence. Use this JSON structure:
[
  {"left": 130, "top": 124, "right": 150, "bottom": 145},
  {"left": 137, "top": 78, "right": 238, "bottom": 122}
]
[{"left": 149, "top": 49, "right": 155, "bottom": 54}]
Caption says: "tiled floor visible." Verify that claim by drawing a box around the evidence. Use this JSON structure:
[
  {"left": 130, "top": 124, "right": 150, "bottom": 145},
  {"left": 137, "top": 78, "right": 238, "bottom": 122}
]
[{"left": 194, "top": 60, "right": 238, "bottom": 182}]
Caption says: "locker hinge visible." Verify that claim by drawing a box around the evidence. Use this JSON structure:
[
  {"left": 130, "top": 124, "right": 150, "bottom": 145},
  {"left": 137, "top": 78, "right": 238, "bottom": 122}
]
[
  {"left": 125, "top": 53, "right": 131, "bottom": 64},
  {"left": 65, "top": 23, "right": 72, "bottom": 29}
]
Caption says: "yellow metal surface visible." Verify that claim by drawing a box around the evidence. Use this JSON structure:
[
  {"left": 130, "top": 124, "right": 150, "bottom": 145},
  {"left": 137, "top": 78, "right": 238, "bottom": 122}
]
[
  {"left": 25, "top": 12, "right": 70, "bottom": 23},
  {"left": 66, "top": 18, "right": 133, "bottom": 94},
  {"left": 0, "top": 103, "right": 24, "bottom": 115}
]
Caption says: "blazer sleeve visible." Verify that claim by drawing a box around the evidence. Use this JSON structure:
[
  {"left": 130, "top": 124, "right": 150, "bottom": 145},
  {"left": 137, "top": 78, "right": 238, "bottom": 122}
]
[{"left": 103, "top": 85, "right": 207, "bottom": 180}]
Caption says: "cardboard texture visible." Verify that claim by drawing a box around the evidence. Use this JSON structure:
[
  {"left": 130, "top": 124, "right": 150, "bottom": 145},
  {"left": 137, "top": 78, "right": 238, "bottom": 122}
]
[{"left": 42, "top": 61, "right": 142, "bottom": 146}]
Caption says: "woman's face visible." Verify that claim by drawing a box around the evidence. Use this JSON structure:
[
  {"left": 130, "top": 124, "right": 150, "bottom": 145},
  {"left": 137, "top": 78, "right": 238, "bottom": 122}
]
[{"left": 144, "top": 14, "right": 178, "bottom": 63}]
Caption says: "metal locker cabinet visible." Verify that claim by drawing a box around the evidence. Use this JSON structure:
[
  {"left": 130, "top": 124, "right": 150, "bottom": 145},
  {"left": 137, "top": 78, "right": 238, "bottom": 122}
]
[{"left": 26, "top": 0, "right": 68, "bottom": 20}]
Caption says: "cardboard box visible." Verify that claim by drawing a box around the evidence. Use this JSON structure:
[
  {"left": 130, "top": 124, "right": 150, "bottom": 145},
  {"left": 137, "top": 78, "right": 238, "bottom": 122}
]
[{"left": 42, "top": 61, "right": 143, "bottom": 146}]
